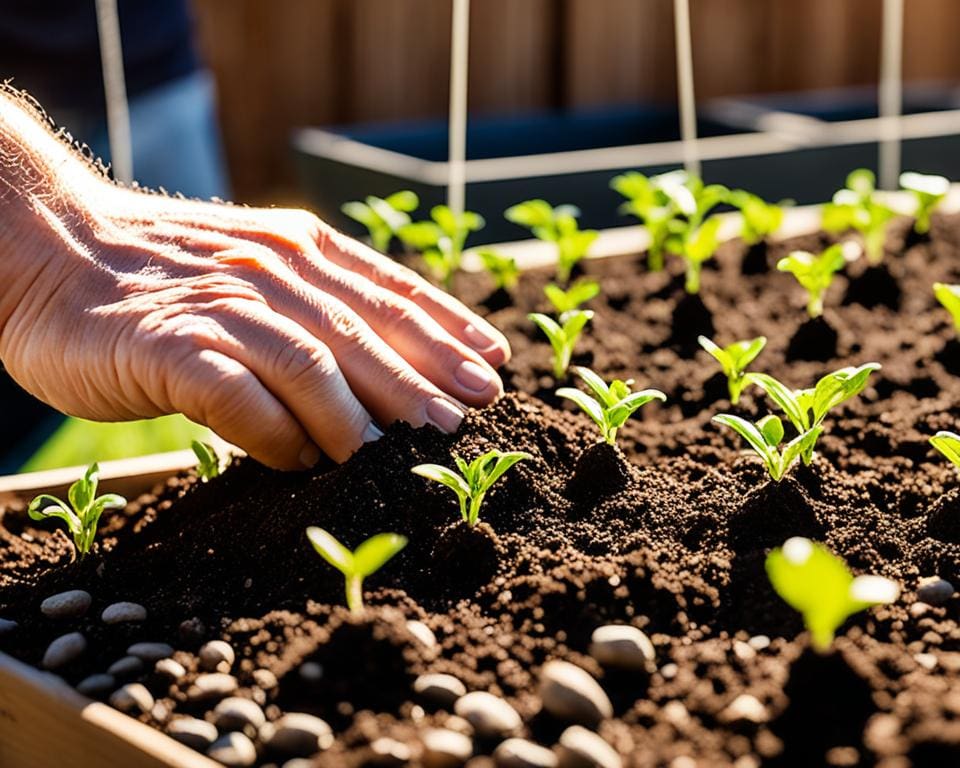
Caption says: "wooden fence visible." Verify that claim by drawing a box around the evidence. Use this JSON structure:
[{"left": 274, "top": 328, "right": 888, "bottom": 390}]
[{"left": 191, "top": 0, "right": 960, "bottom": 201}]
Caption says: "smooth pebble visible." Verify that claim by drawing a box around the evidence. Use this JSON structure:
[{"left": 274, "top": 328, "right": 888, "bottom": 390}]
[
  {"left": 556, "top": 726, "right": 622, "bottom": 768},
  {"left": 454, "top": 690, "right": 521, "bottom": 739},
  {"left": 494, "top": 738, "right": 558, "bottom": 768},
  {"left": 406, "top": 620, "right": 437, "bottom": 648},
  {"left": 414, "top": 673, "right": 466, "bottom": 708},
  {"left": 40, "top": 590, "right": 91, "bottom": 620},
  {"left": 208, "top": 732, "right": 257, "bottom": 767},
  {"left": 918, "top": 577, "right": 955, "bottom": 606},
  {"left": 0, "top": 618, "right": 18, "bottom": 635},
  {"left": 588, "top": 625, "right": 655, "bottom": 671},
  {"left": 368, "top": 736, "right": 413, "bottom": 766},
  {"left": 76, "top": 673, "right": 115, "bottom": 696},
  {"left": 42, "top": 632, "right": 87, "bottom": 669},
  {"left": 108, "top": 656, "right": 144, "bottom": 677},
  {"left": 101, "top": 601, "right": 147, "bottom": 624},
  {"left": 540, "top": 661, "right": 613, "bottom": 726},
  {"left": 155, "top": 658, "right": 187, "bottom": 680},
  {"left": 127, "top": 642, "right": 174, "bottom": 661},
  {"left": 421, "top": 728, "right": 473, "bottom": 768},
  {"left": 109, "top": 683, "right": 154, "bottom": 714},
  {"left": 199, "top": 639, "right": 235, "bottom": 671},
  {"left": 213, "top": 696, "right": 266, "bottom": 731},
  {"left": 168, "top": 716, "right": 218, "bottom": 751},
  {"left": 261, "top": 712, "right": 334, "bottom": 756},
  {"left": 720, "top": 694, "right": 768, "bottom": 724},
  {"left": 188, "top": 673, "right": 238, "bottom": 701}
]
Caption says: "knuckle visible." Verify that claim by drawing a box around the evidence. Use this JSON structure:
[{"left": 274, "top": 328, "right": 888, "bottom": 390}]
[{"left": 271, "top": 339, "right": 338, "bottom": 385}]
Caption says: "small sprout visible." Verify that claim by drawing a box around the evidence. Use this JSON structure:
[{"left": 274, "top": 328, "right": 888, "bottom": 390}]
[
  {"left": 766, "top": 536, "right": 899, "bottom": 652},
  {"left": 933, "top": 282, "right": 960, "bottom": 332},
  {"left": 900, "top": 171, "right": 949, "bottom": 235},
  {"left": 666, "top": 216, "right": 722, "bottom": 294},
  {"left": 341, "top": 190, "right": 419, "bottom": 252},
  {"left": 28, "top": 463, "right": 126, "bottom": 558},
  {"left": 528, "top": 309, "right": 594, "bottom": 379},
  {"left": 398, "top": 205, "right": 485, "bottom": 289},
  {"left": 557, "top": 366, "right": 666, "bottom": 446},
  {"left": 306, "top": 527, "right": 407, "bottom": 615},
  {"left": 698, "top": 335, "right": 767, "bottom": 404},
  {"left": 713, "top": 413, "right": 822, "bottom": 482},
  {"left": 776, "top": 244, "right": 846, "bottom": 318},
  {"left": 412, "top": 449, "right": 531, "bottom": 527},
  {"left": 728, "top": 189, "right": 785, "bottom": 245},
  {"left": 610, "top": 171, "right": 689, "bottom": 271},
  {"left": 504, "top": 200, "right": 598, "bottom": 283},
  {"left": 191, "top": 440, "right": 220, "bottom": 481},
  {"left": 543, "top": 279, "right": 600, "bottom": 315},
  {"left": 930, "top": 430, "right": 960, "bottom": 470},
  {"left": 821, "top": 169, "right": 896, "bottom": 264},
  {"left": 748, "top": 363, "right": 881, "bottom": 465},
  {"left": 477, "top": 249, "right": 520, "bottom": 291}
]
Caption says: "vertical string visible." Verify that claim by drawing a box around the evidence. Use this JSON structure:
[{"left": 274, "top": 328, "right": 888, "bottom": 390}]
[
  {"left": 94, "top": 0, "right": 133, "bottom": 184},
  {"left": 673, "top": 0, "right": 699, "bottom": 177},
  {"left": 879, "top": 0, "right": 904, "bottom": 190},
  {"left": 447, "top": 0, "right": 470, "bottom": 217}
]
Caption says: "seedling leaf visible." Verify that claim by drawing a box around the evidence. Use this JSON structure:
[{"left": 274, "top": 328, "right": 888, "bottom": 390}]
[
  {"left": 698, "top": 335, "right": 766, "bottom": 404},
  {"left": 559, "top": 367, "right": 665, "bottom": 445},
  {"left": 776, "top": 245, "right": 846, "bottom": 318},
  {"left": 931, "top": 430, "right": 960, "bottom": 469},
  {"left": 933, "top": 282, "right": 960, "bottom": 333},
  {"left": 191, "top": 440, "right": 220, "bottom": 481},
  {"left": 352, "top": 533, "right": 409, "bottom": 577}
]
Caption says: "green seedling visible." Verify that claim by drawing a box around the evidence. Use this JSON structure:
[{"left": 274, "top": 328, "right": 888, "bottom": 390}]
[
  {"left": 822, "top": 168, "right": 896, "bottom": 264},
  {"left": 698, "top": 335, "right": 767, "bottom": 404},
  {"left": 766, "top": 536, "right": 899, "bottom": 652},
  {"left": 729, "top": 189, "right": 785, "bottom": 245},
  {"left": 776, "top": 244, "right": 846, "bottom": 318},
  {"left": 665, "top": 216, "right": 722, "bottom": 294},
  {"left": 341, "top": 190, "right": 419, "bottom": 253},
  {"left": 748, "top": 363, "right": 881, "bottom": 465},
  {"left": 191, "top": 440, "right": 220, "bottom": 481},
  {"left": 543, "top": 279, "right": 600, "bottom": 316},
  {"left": 930, "top": 430, "right": 960, "bottom": 470},
  {"left": 28, "top": 463, "right": 126, "bottom": 558},
  {"left": 398, "top": 205, "right": 485, "bottom": 289},
  {"left": 306, "top": 527, "right": 407, "bottom": 615},
  {"left": 528, "top": 309, "right": 594, "bottom": 379},
  {"left": 713, "top": 413, "right": 822, "bottom": 482},
  {"left": 477, "top": 249, "right": 520, "bottom": 291},
  {"left": 933, "top": 282, "right": 960, "bottom": 332},
  {"left": 504, "top": 200, "right": 598, "bottom": 283},
  {"left": 900, "top": 171, "right": 949, "bottom": 235},
  {"left": 611, "top": 171, "right": 690, "bottom": 271},
  {"left": 412, "top": 449, "right": 531, "bottom": 527},
  {"left": 557, "top": 366, "right": 666, "bottom": 446}
]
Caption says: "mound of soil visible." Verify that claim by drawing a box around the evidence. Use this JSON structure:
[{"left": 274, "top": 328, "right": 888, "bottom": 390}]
[{"left": 3, "top": 215, "right": 960, "bottom": 767}]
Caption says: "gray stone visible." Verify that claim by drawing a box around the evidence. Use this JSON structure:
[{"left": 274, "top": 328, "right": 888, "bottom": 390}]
[
  {"left": 127, "top": 642, "right": 174, "bottom": 661},
  {"left": 109, "top": 683, "right": 154, "bottom": 715},
  {"left": 588, "top": 626, "right": 655, "bottom": 672},
  {"left": 556, "top": 726, "right": 621, "bottom": 768},
  {"left": 167, "top": 717, "right": 219, "bottom": 751},
  {"left": 76, "top": 673, "right": 115, "bottom": 697},
  {"left": 0, "top": 618, "right": 18, "bottom": 635},
  {"left": 107, "top": 656, "right": 144, "bottom": 677},
  {"left": 187, "top": 673, "right": 239, "bottom": 701},
  {"left": 40, "top": 590, "right": 92, "bottom": 620},
  {"left": 453, "top": 690, "right": 521, "bottom": 739},
  {"left": 208, "top": 732, "right": 257, "bottom": 767},
  {"left": 261, "top": 713, "right": 334, "bottom": 756},
  {"left": 155, "top": 658, "right": 187, "bottom": 680},
  {"left": 213, "top": 697, "right": 266, "bottom": 732},
  {"left": 42, "top": 632, "right": 87, "bottom": 669},
  {"left": 539, "top": 661, "right": 612, "bottom": 726},
  {"left": 494, "top": 738, "right": 558, "bottom": 768},
  {"left": 918, "top": 577, "right": 955, "bottom": 606},
  {"left": 421, "top": 728, "right": 473, "bottom": 768},
  {"left": 368, "top": 737, "right": 413, "bottom": 766},
  {"left": 199, "top": 639, "right": 235, "bottom": 672},
  {"left": 298, "top": 661, "right": 323, "bottom": 683},
  {"left": 414, "top": 673, "right": 466, "bottom": 708},
  {"left": 101, "top": 602, "right": 147, "bottom": 624},
  {"left": 406, "top": 620, "right": 437, "bottom": 648}
]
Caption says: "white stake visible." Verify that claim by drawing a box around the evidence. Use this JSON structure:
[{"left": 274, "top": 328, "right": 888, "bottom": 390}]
[
  {"left": 879, "top": 0, "right": 904, "bottom": 190},
  {"left": 447, "top": 0, "right": 470, "bottom": 217},
  {"left": 94, "top": 0, "right": 133, "bottom": 185},
  {"left": 673, "top": 0, "right": 699, "bottom": 177}
]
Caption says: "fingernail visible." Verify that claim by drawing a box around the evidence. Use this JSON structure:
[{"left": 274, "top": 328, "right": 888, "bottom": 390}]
[
  {"left": 299, "top": 443, "right": 322, "bottom": 469},
  {"left": 455, "top": 360, "right": 494, "bottom": 393},
  {"left": 363, "top": 422, "right": 385, "bottom": 443},
  {"left": 426, "top": 397, "right": 464, "bottom": 433},
  {"left": 464, "top": 323, "right": 502, "bottom": 353}
]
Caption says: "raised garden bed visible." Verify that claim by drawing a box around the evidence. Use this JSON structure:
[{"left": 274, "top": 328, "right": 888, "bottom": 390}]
[{"left": 3, "top": 206, "right": 960, "bottom": 767}]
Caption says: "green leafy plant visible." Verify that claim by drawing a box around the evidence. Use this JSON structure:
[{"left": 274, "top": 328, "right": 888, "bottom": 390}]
[
  {"left": 766, "top": 536, "right": 899, "bottom": 652},
  {"left": 930, "top": 430, "right": 960, "bottom": 469},
  {"left": 900, "top": 171, "right": 950, "bottom": 235},
  {"left": 477, "top": 249, "right": 520, "bottom": 291},
  {"left": 28, "top": 463, "right": 126, "bottom": 558},
  {"left": 748, "top": 363, "right": 881, "bottom": 465},
  {"left": 504, "top": 200, "right": 598, "bottom": 283},
  {"left": 821, "top": 169, "right": 896, "bottom": 264},
  {"left": 528, "top": 309, "right": 594, "bottom": 379},
  {"left": 698, "top": 335, "right": 767, "bottom": 404},
  {"left": 398, "top": 205, "right": 485, "bottom": 289},
  {"left": 306, "top": 527, "right": 407, "bottom": 615},
  {"left": 611, "top": 171, "right": 689, "bottom": 271},
  {"left": 543, "top": 278, "right": 600, "bottom": 316},
  {"left": 411, "top": 450, "right": 531, "bottom": 527},
  {"left": 776, "top": 244, "right": 846, "bottom": 318},
  {"left": 557, "top": 366, "right": 666, "bottom": 446},
  {"left": 191, "top": 440, "right": 220, "bottom": 481},
  {"left": 933, "top": 282, "right": 960, "bottom": 332},
  {"left": 729, "top": 189, "right": 785, "bottom": 245},
  {"left": 665, "top": 216, "right": 722, "bottom": 294},
  {"left": 341, "top": 191, "right": 419, "bottom": 253},
  {"left": 713, "top": 413, "right": 822, "bottom": 482}
]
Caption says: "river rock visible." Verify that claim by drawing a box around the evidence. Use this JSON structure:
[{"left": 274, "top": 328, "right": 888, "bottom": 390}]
[
  {"left": 168, "top": 716, "right": 219, "bottom": 751},
  {"left": 109, "top": 683, "right": 154, "bottom": 715},
  {"left": 155, "top": 658, "right": 187, "bottom": 680},
  {"left": 406, "top": 620, "right": 437, "bottom": 648},
  {"left": 101, "top": 602, "right": 147, "bottom": 624},
  {"left": 588, "top": 625, "right": 655, "bottom": 671},
  {"left": 188, "top": 673, "right": 238, "bottom": 701},
  {"left": 0, "top": 618, "right": 18, "bottom": 635},
  {"left": 421, "top": 728, "right": 473, "bottom": 768},
  {"left": 208, "top": 732, "right": 257, "bottom": 767},
  {"left": 127, "top": 642, "right": 174, "bottom": 661},
  {"left": 918, "top": 577, "right": 955, "bottom": 606},
  {"left": 108, "top": 656, "right": 144, "bottom": 677},
  {"left": 199, "top": 639, "right": 235, "bottom": 671},
  {"left": 556, "top": 726, "right": 621, "bottom": 768},
  {"left": 261, "top": 712, "right": 334, "bottom": 756},
  {"left": 539, "top": 661, "right": 612, "bottom": 726},
  {"left": 40, "top": 590, "right": 91, "bottom": 619},
  {"left": 42, "top": 632, "right": 87, "bottom": 669},
  {"left": 494, "top": 738, "right": 558, "bottom": 768},
  {"left": 214, "top": 697, "right": 266, "bottom": 732},
  {"left": 454, "top": 690, "right": 521, "bottom": 739},
  {"left": 76, "top": 673, "right": 115, "bottom": 696},
  {"left": 414, "top": 673, "right": 466, "bottom": 708}
]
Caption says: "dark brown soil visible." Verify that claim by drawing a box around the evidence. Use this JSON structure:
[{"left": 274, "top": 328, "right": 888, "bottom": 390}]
[{"left": 3, "top": 215, "right": 960, "bottom": 767}]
